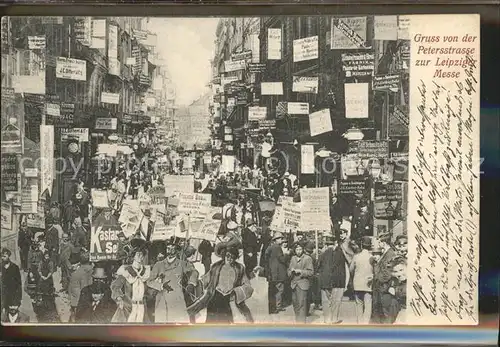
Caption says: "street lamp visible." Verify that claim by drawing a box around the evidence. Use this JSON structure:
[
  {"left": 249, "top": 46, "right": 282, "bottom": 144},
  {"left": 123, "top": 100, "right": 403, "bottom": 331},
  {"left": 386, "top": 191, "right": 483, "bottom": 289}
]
[
  {"left": 315, "top": 146, "right": 331, "bottom": 158},
  {"left": 385, "top": 200, "right": 396, "bottom": 218},
  {"left": 368, "top": 159, "right": 382, "bottom": 178}
]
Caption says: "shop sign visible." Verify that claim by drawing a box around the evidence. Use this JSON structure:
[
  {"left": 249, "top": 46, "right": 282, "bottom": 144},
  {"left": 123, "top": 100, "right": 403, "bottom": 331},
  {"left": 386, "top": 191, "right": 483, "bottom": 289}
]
[
  {"left": 231, "top": 50, "right": 252, "bottom": 61},
  {"left": 101, "top": 92, "right": 120, "bottom": 105},
  {"left": 1, "top": 155, "right": 18, "bottom": 192},
  {"left": 95, "top": 118, "right": 118, "bottom": 130},
  {"left": 351, "top": 140, "right": 389, "bottom": 159},
  {"left": 261, "top": 82, "right": 283, "bottom": 95},
  {"left": 342, "top": 53, "right": 374, "bottom": 77},
  {"left": 293, "top": 36, "right": 319, "bottom": 62},
  {"left": 331, "top": 17, "right": 367, "bottom": 49},
  {"left": 224, "top": 59, "right": 246, "bottom": 72},
  {"left": 249, "top": 106, "right": 267, "bottom": 121},
  {"left": 292, "top": 76, "right": 318, "bottom": 93},
  {"left": 248, "top": 63, "right": 266, "bottom": 73},
  {"left": 56, "top": 57, "right": 86, "bottom": 81},
  {"left": 373, "top": 74, "right": 400, "bottom": 91},
  {"left": 60, "top": 128, "right": 89, "bottom": 142}
]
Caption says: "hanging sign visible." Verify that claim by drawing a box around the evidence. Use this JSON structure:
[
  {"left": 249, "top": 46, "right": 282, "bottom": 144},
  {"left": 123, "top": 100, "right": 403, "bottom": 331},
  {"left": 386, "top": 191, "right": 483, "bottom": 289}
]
[
  {"left": 248, "top": 106, "right": 267, "bottom": 121},
  {"left": 74, "top": 17, "right": 92, "bottom": 46},
  {"left": 339, "top": 179, "right": 367, "bottom": 195},
  {"left": 28, "top": 36, "right": 46, "bottom": 50},
  {"left": 26, "top": 200, "right": 46, "bottom": 229},
  {"left": 90, "top": 212, "right": 122, "bottom": 261},
  {"left": 292, "top": 76, "right": 318, "bottom": 93},
  {"left": 287, "top": 102, "right": 309, "bottom": 115},
  {"left": 331, "top": 17, "right": 367, "bottom": 49},
  {"left": 342, "top": 53, "right": 374, "bottom": 77},
  {"left": 56, "top": 57, "right": 86, "bottom": 81},
  {"left": 224, "top": 59, "right": 246, "bottom": 72},
  {"left": 355, "top": 140, "right": 390, "bottom": 159},
  {"left": 345, "top": 83, "right": 369, "bottom": 119},
  {"left": 261, "top": 82, "right": 283, "bottom": 95},
  {"left": 397, "top": 15, "right": 411, "bottom": 40},
  {"left": 309, "top": 109, "right": 333, "bottom": 137},
  {"left": 248, "top": 63, "right": 266, "bottom": 73},
  {"left": 39, "top": 125, "right": 54, "bottom": 196},
  {"left": 373, "top": 74, "right": 400, "bottom": 91},
  {"left": 20, "top": 183, "right": 38, "bottom": 214},
  {"left": 1, "top": 203, "right": 12, "bottom": 231},
  {"left": 267, "top": 28, "right": 282, "bottom": 60},
  {"left": 108, "top": 24, "right": 120, "bottom": 76},
  {"left": 293, "top": 36, "right": 319, "bottom": 62},
  {"left": 374, "top": 16, "right": 398, "bottom": 41},
  {"left": 300, "top": 187, "right": 331, "bottom": 230},
  {"left": 300, "top": 145, "right": 315, "bottom": 175},
  {"left": 101, "top": 92, "right": 120, "bottom": 105},
  {"left": 60, "top": 128, "right": 89, "bottom": 142},
  {"left": 95, "top": 118, "right": 118, "bottom": 130},
  {"left": 1, "top": 155, "right": 18, "bottom": 192}
]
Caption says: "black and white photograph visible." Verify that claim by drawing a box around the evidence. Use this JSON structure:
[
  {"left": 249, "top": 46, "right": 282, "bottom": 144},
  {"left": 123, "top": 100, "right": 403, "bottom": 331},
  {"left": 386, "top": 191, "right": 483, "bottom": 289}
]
[{"left": 0, "top": 14, "right": 479, "bottom": 326}]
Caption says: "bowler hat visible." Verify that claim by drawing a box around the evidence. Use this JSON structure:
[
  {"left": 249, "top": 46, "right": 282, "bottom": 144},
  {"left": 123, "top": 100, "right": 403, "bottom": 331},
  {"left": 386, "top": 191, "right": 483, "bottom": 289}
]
[
  {"left": 272, "top": 231, "right": 284, "bottom": 241},
  {"left": 305, "top": 241, "right": 315, "bottom": 253},
  {"left": 92, "top": 267, "right": 108, "bottom": 279}
]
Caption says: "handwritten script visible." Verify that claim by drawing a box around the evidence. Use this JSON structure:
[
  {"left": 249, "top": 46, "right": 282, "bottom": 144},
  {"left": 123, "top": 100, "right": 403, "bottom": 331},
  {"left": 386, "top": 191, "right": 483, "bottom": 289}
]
[{"left": 408, "top": 15, "right": 480, "bottom": 325}]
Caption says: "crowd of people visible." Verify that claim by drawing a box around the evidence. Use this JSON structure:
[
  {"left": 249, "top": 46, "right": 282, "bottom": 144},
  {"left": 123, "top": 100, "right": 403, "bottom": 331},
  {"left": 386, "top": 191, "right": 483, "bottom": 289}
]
[{"left": 1, "top": 146, "right": 408, "bottom": 325}]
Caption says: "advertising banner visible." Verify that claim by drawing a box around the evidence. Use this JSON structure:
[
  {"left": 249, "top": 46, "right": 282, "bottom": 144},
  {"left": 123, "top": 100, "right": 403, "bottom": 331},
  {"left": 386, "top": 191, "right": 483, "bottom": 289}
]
[
  {"left": 26, "top": 200, "right": 46, "bottom": 229},
  {"left": 267, "top": 28, "right": 282, "bottom": 60},
  {"left": 261, "top": 82, "right": 283, "bottom": 95},
  {"left": 282, "top": 199, "right": 302, "bottom": 232},
  {"left": 248, "top": 106, "right": 267, "bottom": 121},
  {"left": 373, "top": 74, "right": 400, "bottom": 91},
  {"left": 374, "top": 16, "right": 398, "bottom": 41},
  {"left": 177, "top": 193, "right": 212, "bottom": 218},
  {"left": 339, "top": 179, "right": 367, "bottom": 195},
  {"left": 354, "top": 140, "right": 390, "bottom": 159},
  {"left": 331, "top": 17, "right": 367, "bottom": 49},
  {"left": 20, "top": 182, "right": 38, "bottom": 214},
  {"left": 74, "top": 17, "right": 92, "bottom": 46},
  {"left": 300, "top": 144, "right": 315, "bottom": 174},
  {"left": 90, "top": 211, "right": 121, "bottom": 261},
  {"left": 292, "top": 76, "right": 318, "bottom": 93},
  {"left": 293, "top": 36, "right": 319, "bottom": 62},
  {"left": 309, "top": 109, "right": 333, "bottom": 137},
  {"left": 1, "top": 155, "right": 18, "bottom": 192},
  {"left": 108, "top": 24, "right": 120, "bottom": 76},
  {"left": 56, "top": 57, "right": 86, "bottom": 81},
  {"left": 345, "top": 83, "right": 369, "bottom": 119},
  {"left": 28, "top": 36, "right": 46, "bottom": 50},
  {"left": 95, "top": 118, "right": 118, "bottom": 130},
  {"left": 397, "top": 15, "right": 410, "bottom": 40},
  {"left": 224, "top": 59, "right": 246, "bottom": 72},
  {"left": 300, "top": 187, "right": 331, "bottom": 230},
  {"left": 101, "top": 92, "right": 120, "bottom": 105},
  {"left": 287, "top": 102, "right": 309, "bottom": 115},
  {"left": 39, "top": 125, "right": 54, "bottom": 196},
  {"left": 341, "top": 53, "right": 374, "bottom": 77},
  {"left": 60, "top": 128, "right": 89, "bottom": 142}
]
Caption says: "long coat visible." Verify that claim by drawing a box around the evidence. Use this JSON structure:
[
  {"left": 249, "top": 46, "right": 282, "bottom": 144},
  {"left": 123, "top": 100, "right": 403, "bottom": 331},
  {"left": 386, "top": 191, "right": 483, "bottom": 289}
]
[
  {"left": 68, "top": 264, "right": 94, "bottom": 307},
  {"left": 75, "top": 283, "right": 117, "bottom": 324},
  {"left": 264, "top": 243, "right": 288, "bottom": 282},
  {"left": 349, "top": 249, "right": 374, "bottom": 292},
  {"left": 373, "top": 248, "right": 397, "bottom": 290},
  {"left": 187, "top": 260, "right": 254, "bottom": 321},
  {"left": 146, "top": 258, "right": 199, "bottom": 323},
  {"left": 241, "top": 228, "right": 259, "bottom": 272},
  {"left": 1, "top": 262, "right": 22, "bottom": 308},
  {"left": 317, "top": 246, "right": 349, "bottom": 290}
]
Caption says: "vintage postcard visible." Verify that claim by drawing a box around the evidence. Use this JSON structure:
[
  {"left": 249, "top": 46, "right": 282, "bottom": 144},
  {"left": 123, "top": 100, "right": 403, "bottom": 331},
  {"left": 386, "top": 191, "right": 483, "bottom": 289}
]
[{"left": 0, "top": 14, "right": 479, "bottom": 326}]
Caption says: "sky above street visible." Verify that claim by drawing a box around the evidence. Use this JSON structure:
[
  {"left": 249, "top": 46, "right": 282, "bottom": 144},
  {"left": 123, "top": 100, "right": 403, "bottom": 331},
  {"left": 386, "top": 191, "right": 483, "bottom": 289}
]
[{"left": 148, "top": 18, "right": 219, "bottom": 106}]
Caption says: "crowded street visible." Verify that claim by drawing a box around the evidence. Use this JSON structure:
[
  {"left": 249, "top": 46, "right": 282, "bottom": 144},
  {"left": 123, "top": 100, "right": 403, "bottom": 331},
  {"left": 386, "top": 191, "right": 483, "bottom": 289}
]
[{"left": 2, "top": 16, "right": 409, "bottom": 325}]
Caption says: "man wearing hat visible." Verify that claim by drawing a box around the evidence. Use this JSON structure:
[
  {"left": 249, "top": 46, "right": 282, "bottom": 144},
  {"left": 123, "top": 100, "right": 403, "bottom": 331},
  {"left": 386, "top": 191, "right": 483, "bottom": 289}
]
[
  {"left": 349, "top": 236, "right": 375, "bottom": 324},
  {"left": 1, "top": 302, "right": 29, "bottom": 323},
  {"left": 45, "top": 216, "right": 60, "bottom": 267},
  {"left": 59, "top": 233, "right": 75, "bottom": 293},
  {"left": 68, "top": 252, "right": 93, "bottom": 323},
  {"left": 1, "top": 248, "right": 22, "bottom": 314},
  {"left": 111, "top": 240, "right": 151, "bottom": 323},
  {"left": 288, "top": 242, "right": 314, "bottom": 323},
  {"left": 351, "top": 200, "right": 372, "bottom": 242},
  {"left": 264, "top": 231, "right": 289, "bottom": 314},
  {"left": 146, "top": 237, "right": 199, "bottom": 323},
  {"left": 371, "top": 231, "right": 397, "bottom": 324},
  {"left": 241, "top": 218, "right": 260, "bottom": 278},
  {"left": 188, "top": 243, "right": 254, "bottom": 323},
  {"left": 75, "top": 266, "right": 116, "bottom": 323}
]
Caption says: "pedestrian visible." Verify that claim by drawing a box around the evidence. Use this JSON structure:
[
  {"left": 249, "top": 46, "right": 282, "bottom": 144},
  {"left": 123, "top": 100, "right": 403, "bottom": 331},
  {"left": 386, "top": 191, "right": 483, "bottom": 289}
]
[
  {"left": 241, "top": 218, "right": 259, "bottom": 278},
  {"left": 1, "top": 248, "right": 22, "bottom": 314},
  {"left": 63, "top": 200, "right": 76, "bottom": 232},
  {"left": 393, "top": 234, "right": 408, "bottom": 258},
  {"left": 1, "top": 302, "right": 30, "bottom": 323},
  {"left": 38, "top": 251, "right": 56, "bottom": 297},
  {"left": 264, "top": 231, "right": 289, "bottom": 314},
  {"left": 351, "top": 200, "right": 372, "bottom": 242},
  {"left": 370, "top": 231, "right": 397, "bottom": 324},
  {"left": 288, "top": 243, "right": 314, "bottom": 323},
  {"left": 388, "top": 257, "right": 407, "bottom": 324},
  {"left": 198, "top": 239, "right": 214, "bottom": 275},
  {"left": 71, "top": 216, "right": 88, "bottom": 252},
  {"left": 59, "top": 233, "right": 74, "bottom": 293},
  {"left": 187, "top": 244, "right": 254, "bottom": 323},
  {"left": 45, "top": 217, "right": 60, "bottom": 267},
  {"left": 317, "top": 230, "right": 350, "bottom": 325},
  {"left": 146, "top": 237, "right": 199, "bottom": 323},
  {"left": 304, "top": 240, "right": 321, "bottom": 314},
  {"left": 28, "top": 233, "right": 44, "bottom": 272},
  {"left": 18, "top": 221, "right": 31, "bottom": 272},
  {"left": 110, "top": 240, "right": 151, "bottom": 323},
  {"left": 75, "top": 266, "right": 117, "bottom": 324},
  {"left": 68, "top": 252, "right": 93, "bottom": 323},
  {"left": 349, "top": 236, "right": 374, "bottom": 324}
]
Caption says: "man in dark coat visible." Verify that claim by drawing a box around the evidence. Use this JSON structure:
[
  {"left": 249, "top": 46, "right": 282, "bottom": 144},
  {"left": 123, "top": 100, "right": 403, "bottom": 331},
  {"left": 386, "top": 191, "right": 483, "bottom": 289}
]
[
  {"left": 18, "top": 221, "right": 31, "bottom": 271},
  {"left": 264, "top": 232, "right": 289, "bottom": 314},
  {"left": 1, "top": 302, "right": 30, "bottom": 323},
  {"left": 1, "top": 248, "right": 22, "bottom": 312},
  {"left": 371, "top": 231, "right": 397, "bottom": 324},
  {"left": 198, "top": 239, "right": 214, "bottom": 275},
  {"left": 317, "top": 230, "right": 349, "bottom": 325},
  {"left": 351, "top": 200, "right": 372, "bottom": 242},
  {"left": 241, "top": 219, "right": 260, "bottom": 278},
  {"left": 75, "top": 266, "right": 117, "bottom": 324},
  {"left": 45, "top": 217, "right": 60, "bottom": 266}
]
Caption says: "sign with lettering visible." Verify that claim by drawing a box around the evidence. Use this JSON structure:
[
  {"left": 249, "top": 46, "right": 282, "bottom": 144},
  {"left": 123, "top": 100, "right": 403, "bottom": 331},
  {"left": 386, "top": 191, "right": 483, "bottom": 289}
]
[
  {"left": 190, "top": 216, "right": 220, "bottom": 242},
  {"left": 287, "top": 102, "right": 309, "bottom": 115},
  {"left": 339, "top": 179, "right": 367, "bottom": 195},
  {"left": 60, "top": 128, "right": 89, "bottom": 142},
  {"left": 20, "top": 183, "right": 38, "bottom": 214},
  {"left": 1, "top": 203, "right": 12, "bottom": 231},
  {"left": 1, "top": 155, "right": 18, "bottom": 192},
  {"left": 101, "top": 92, "right": 120, "bottom": 105},
  {"left": 95, "top": 118, "right": 118, "bottom": 130},
  {"left": 90, "top": 212, "right": 122, "bottom": 261},
  {"left": 300, "top": 144, "right": 315, "bottom": 174},
  {"left": 389, "top": 105, "right": 409, "bottom": 137},
  {"left": 267, "top": 28, "right": 282, "bottom": 60},
  {"left": 248, "top": 106, "right": 267, "bottom": 121},
  {"left": 164, "top": 175, "right": 194, "bottom": 197},
  {"left": 374, "top": 16, "right": 398, "bottom": 41},
  {"left": 151, "top": 210, "right": 175, "bottom": 241},
  {"left": 345, "top": 83, "right": 369, "bottom": 119},
  {"left": 224, "top": 59, "right": 246, "bottom": 72},
  {"left": 56, "top": 57, "right": 86, "bottom": 81},
  {"left": 177, "top": 193, "right": 212, "bottom": 218},
  {"left": 397, "top": 15, "right": 410, "bottom": 40},
  {"left": 74, "top": 17, "right": 92, "bottom": 46},
  {"left": 282, "top": 199, "right": 302, "bottom": 232},
  {"left": 28, "top": 36, "right": 46, "bottom": 50},
  {"left": 231, "top": 50, "right": 252, "bottom": 61},
  {"left": 373, "top": 74, "right": 401, "bottom": 91},
  {"left": 292, "top": 76, "right": 318, "bottom": 93},
  {"left": 350, "top": 140, "right": 389, "bottom": 159},
  {"left": 26, "top": 200, "right": 46, "bottom": 229},
  {"left": 293, "top": 36, "right": 319, "bottom": 62},
  {"left": 258, "top": 119, "right": 276, "bottom": 130},
  {"left": 300, "top": 187, "right": 330, "bottom": 230},
  {"left": 342, "top": 53, "right": 374, "bottom": 77},
  {"left": 309, "top": 109, "right": 333, "bottom": 137},
  {"left": 331, "top": 17, "right": 367, "bottom": 49},
  {"left": 39, "top": 125, "right": 54, "bottom": 196},
  {"left": 108, "top": 24, "right": 120, "bottom": 76},
  {"left": 248, "top": 63, "right": 266, "bottom": 73}
]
